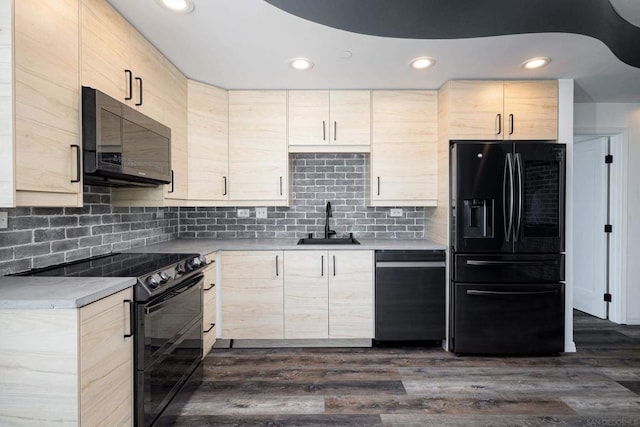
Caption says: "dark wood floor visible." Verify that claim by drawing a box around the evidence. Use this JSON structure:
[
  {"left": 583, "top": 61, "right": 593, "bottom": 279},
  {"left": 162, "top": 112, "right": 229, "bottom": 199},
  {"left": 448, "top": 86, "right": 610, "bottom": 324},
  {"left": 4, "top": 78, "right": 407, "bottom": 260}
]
[{"left": 172, "top": 311, "right": 640, "bottom": 426}]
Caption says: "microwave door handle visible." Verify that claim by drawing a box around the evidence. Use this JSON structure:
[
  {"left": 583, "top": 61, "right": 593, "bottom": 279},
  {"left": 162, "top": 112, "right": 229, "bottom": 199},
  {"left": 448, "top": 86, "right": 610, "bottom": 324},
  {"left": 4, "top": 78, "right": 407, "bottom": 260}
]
[{"left": 514, "top": 153, "right": 523, "bottom": 242}]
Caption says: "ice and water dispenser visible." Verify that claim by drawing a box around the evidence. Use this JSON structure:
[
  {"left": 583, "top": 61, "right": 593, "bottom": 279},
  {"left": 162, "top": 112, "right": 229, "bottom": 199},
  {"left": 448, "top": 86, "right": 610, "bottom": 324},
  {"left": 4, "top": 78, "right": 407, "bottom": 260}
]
[{"left": 463, "top": 199, "right": 493, "bottom": 238}]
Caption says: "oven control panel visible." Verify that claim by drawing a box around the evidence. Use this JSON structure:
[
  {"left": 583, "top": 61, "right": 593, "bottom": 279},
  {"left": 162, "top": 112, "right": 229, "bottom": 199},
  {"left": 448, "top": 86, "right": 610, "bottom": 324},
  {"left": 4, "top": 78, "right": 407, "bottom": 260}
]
[{"left": 138, "top": 255, "right": 208, "bottom": 298}]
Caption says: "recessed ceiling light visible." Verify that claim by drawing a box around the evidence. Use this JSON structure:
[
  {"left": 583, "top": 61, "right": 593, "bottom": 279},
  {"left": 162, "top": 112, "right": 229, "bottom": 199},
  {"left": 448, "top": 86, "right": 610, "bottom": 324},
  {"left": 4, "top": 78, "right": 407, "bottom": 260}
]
[
  {"left": 290, "top": 57, "right": 314, "bottom": 71},
  {"left": 410, "top": 57, "right": 436, "bottom": 70},
  {"left": 522, "top": 57, "right": 551, "bottom": 69},
  {"left": 156, "top": 0, "right": 194, "bottom": 13}
]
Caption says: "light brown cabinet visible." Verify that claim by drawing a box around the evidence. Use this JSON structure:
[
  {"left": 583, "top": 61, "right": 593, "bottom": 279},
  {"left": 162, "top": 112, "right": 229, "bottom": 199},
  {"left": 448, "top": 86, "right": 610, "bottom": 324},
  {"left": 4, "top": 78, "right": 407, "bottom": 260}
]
[
  {"left": 221, "top": 251, "right": 284, "bottom": 339},
  {"left": 283, "top": 250, "right": 374, "bottom": 340},
  {"left": 1, "top": 0, "right": 83, "bottom": 207},
  {"left": 288, "top": 90, "right": 371, "bottom": 152},
  {"left": 0, "top": 287, "right": 134, "bottom": 425},
  {"left": 228, "top": 91, "right": 289, "bottom": 205},
  {"left": 371, "top": 90, "right": 438, "bottom": 206},
  {"left": 187, "top": 81, "right": 229, "bottom": 202},
  {"left": 202, "top": 255, "right": 217, "bottom": 358},
  {"left": 442, "top": 80, "right": 558, "bottom": 141}
]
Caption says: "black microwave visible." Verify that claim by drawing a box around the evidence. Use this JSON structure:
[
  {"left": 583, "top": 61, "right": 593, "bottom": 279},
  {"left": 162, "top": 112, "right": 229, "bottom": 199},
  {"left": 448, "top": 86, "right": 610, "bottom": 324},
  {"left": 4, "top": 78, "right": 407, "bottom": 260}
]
[{"left": 82, "top": 86, "right": 171, "bottom": 187}]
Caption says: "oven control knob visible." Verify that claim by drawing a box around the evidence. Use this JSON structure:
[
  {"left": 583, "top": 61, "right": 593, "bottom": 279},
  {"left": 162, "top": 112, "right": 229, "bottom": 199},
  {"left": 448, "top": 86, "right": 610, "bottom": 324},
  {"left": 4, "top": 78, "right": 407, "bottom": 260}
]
[
  {"left": 146, "top": 274, "right": 161, "bottom": 289},
  {"left": 198, "top": 255, "right": 207, "bottom": 266},
  {"left": 175, "top": 263, "right": 186, "bottom": 275},
  {"left": 158, "top": 271, "right": 170, "bottom": 283},
  {"left": 186, "top": 257, "right": 201, "bottom": 271}
]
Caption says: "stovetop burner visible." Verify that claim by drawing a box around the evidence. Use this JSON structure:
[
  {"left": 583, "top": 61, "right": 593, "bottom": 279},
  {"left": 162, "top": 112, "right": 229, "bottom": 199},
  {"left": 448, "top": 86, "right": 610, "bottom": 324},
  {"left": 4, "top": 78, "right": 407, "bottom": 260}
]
[{"left": 18, "top": 252, "right": 208, "bottom": 300}]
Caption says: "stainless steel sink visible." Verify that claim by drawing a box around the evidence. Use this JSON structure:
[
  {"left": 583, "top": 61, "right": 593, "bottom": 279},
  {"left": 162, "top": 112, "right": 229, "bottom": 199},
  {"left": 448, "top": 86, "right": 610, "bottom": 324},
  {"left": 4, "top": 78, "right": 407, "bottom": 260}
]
[{"left": 297, "top": 234, "right": 360, "bottom": 245}]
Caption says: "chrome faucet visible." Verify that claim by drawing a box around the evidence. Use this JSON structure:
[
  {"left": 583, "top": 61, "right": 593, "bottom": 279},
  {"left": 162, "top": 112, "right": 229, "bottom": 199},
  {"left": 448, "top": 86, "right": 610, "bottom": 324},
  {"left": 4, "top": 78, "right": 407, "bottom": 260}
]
[{"left": 324, "top": 201, "right": 336, "bottom": 239}]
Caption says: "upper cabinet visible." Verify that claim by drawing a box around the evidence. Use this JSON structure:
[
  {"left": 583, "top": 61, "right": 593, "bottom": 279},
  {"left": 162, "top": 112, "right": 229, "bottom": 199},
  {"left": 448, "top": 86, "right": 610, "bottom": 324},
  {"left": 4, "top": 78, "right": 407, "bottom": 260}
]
[
  {"left": 371, "top": 90, "right": 438, "bottom": 206},
  {"left": 187, "top": 81, "right": 229, "bottom": 202},
  {"left": 2, "top": 0, "right": 83, "bottom": 207},
  {"left": 228, "top": 90, "right": 289, "bottom": 205},
  {"left": 442, "top": 80, "right": 558, "bottom": 141},
  {"left": 288, "top": 90, "right": 371, "bottom": 152}
]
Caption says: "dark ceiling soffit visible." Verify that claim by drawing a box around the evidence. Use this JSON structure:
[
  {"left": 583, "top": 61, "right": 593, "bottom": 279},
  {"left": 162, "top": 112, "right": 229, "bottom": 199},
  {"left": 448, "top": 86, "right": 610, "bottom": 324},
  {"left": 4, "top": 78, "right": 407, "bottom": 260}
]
[{"left": 265, "top": 0, "right": 640, "bottom": 69}]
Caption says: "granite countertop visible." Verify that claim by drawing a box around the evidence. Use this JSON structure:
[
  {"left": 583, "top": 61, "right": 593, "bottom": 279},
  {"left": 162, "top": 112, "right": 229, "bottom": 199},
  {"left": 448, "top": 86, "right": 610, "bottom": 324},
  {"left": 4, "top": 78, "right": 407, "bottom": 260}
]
[
  {"left": 0, "top": 277, "right": 136, "bottom": 310},
  {"left": 127, "top": 238, "right": 447, "bottom": 256}
]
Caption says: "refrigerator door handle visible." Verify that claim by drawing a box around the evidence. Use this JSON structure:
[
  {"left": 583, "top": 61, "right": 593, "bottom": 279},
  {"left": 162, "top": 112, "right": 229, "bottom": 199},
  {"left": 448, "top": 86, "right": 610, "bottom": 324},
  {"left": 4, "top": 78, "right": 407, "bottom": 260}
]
[
  {"left": 514, "top": 153, "right": 523, "bottom": 242},
  {"left": 466, "top": 289, "right": 558, "bottom": 297},
  {"left": 503, "top": 153, "right": 514, "bottom": 242},
  {"left": 466, "top": 259, "right": 557, "bottom": 266}
]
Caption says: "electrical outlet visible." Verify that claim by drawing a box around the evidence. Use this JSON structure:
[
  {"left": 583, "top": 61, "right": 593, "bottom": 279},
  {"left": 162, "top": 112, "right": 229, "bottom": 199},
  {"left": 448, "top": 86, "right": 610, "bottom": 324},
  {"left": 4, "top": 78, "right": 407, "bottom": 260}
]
[
  {"left": 256, "top": 207, "right": 267, "bottom": 218},
  {"left": 237, "top": 209, "right": 250, "bottom": 218},
  {"left": 0, "top": 212, "right": 7, "bottom": 229},
  {"left": 390, "top": 208, "right": 403, "bottom": 217}
]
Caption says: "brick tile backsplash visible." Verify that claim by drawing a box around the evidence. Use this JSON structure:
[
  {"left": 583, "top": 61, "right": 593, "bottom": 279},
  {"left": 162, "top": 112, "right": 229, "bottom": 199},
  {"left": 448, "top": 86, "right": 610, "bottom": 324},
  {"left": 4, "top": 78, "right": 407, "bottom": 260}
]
[
  {"left": 0, "top": 154, "right": 426, "bottom": 275},
  {"left": 179, "top": 153, "right": 425, "bottom": 240},
  {"left": 0, "top": 186, "right": 179, "bottom": 275}
]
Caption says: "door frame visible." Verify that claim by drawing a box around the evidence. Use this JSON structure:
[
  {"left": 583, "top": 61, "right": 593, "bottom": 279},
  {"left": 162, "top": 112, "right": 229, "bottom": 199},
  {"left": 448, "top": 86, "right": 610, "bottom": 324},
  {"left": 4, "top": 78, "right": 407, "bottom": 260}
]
[{"left": 574, "top": 128, "right": 628, "bottom": 324}]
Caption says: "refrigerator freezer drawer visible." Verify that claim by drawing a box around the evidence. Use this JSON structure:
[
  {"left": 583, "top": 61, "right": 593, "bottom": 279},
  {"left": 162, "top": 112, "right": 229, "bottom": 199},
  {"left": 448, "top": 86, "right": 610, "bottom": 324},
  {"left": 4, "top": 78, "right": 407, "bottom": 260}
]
[
  {"left": 454, "top": 254, "right": 564, "bottom": 283},
  {"left": 453, "top": 283, "right": 564, "bottom": 355}
]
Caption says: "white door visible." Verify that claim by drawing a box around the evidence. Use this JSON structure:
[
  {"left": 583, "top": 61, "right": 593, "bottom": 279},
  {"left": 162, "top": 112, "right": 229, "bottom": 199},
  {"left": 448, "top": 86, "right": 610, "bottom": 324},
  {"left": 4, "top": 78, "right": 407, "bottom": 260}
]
[{"left": 573, "top": 136, "right": 608, "bottom": 318}]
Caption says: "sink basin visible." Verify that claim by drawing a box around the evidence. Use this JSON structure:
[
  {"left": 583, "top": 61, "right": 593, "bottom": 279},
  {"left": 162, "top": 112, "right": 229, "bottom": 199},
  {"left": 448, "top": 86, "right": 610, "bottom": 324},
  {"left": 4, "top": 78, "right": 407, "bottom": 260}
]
[{"left": 297, "top": 236, "right": 360, "bottom": 245}]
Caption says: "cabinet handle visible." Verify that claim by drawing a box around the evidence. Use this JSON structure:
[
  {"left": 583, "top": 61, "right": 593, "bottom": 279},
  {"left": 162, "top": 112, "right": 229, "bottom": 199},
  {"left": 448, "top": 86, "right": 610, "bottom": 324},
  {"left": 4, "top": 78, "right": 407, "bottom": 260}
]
[
  {"left": 509, "top": 114, "right": 514, "bottom": 135},
  {"left": 223, "top": 176, "right": 228, "bottom": 196},
  {"left": 203, "top": 322, "right": 215, "bottom": 333},
  {"left": 70, "top": 144, "right": 81, "bottom": 183},
  {"left": 203, "top": 283, "right": 215, "bottom": 291},
  {"left": 333, "top": 255, "right": 336, "bottom": 276},
  {"left": 135, "top": 76, "right": 143, "bottom": 106},
  {"left": 377, "top": 176, "right": 380, "bottom": 196},
  {"left": 334, "top": 121, "right": 337, "bottom": 141},
  {"left": 275, "top": 255, "right": 279, "bottom": 276},
  {"left": 124, "top": 69, "right": 133, "bottom": 100},
  {"left": 496, "top": 113, "right": 502, "bottom": 135},
  {"left": 123, "top": 299, "right": 134, "bottom": 338},
  {"left": 322, "top": 121, "right": 326, "bottom": 141},
  {"left": 321, "top": 255, "right": 324, "bottom": 276},
  {"left": 279, "top": 176, "right": 283, "bottom": 196},
  {"left": 168, "top": 170, "right": 175, "bottom": 193}
]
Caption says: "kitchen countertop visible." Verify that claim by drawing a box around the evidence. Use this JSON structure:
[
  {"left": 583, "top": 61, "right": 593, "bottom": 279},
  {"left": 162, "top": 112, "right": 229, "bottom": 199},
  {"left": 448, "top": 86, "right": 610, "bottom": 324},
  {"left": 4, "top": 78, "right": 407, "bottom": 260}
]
[
  {"left": 0, "top": 238, "right": 445, "bottom": 309},
  {"left": 126, "top": 238, "right": 447, "bottom": 256},
  {"left": 0, "top": 276, "right": 136, "bottom": 309}
]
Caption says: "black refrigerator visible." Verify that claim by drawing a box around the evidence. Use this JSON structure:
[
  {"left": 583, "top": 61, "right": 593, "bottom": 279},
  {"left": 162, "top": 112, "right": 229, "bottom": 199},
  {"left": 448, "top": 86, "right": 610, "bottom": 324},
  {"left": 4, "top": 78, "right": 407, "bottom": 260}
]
[{"left": 450, "top": 140, "right": 566, "bottom": 355}]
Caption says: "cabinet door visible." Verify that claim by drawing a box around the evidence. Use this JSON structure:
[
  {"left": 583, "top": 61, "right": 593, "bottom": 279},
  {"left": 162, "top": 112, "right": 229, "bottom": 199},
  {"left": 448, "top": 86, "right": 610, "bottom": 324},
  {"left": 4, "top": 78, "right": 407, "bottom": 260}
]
[
  {"left": 129, "top": 29, "right": 166, "bottom": 123},
  {"left": 163, "top": 59, "right": 188, "bottom": 201},
  {"left": 329, "top": 91, "right": 371, "bottom": 146},
  {"left": 504, "top": 80, "right": 558, "bottom": 140},
  {"left": 228, "top": 91, "right": 288, "bottom": 202},
  {"left": 288, "top": 90, "right": 329, "bottom": 146},
  {"left": 188, "top": 81, "right": 229, "bottom": 201},
  {"left": 81, "top": 0, "right": 129, "bottom": 102},
  {"left": 284, "top": 251, "right": 329, "bottom": 339},
  {"left": 202, "top": 260, "right": 217, "bottom": 358},
  {"left": 79, "top": 288, "right": 133, "bottom": 426},
  {"left": 328, "top": 250, "right": 374, "bottom": 338},
  {"left": 371, "top": 90, "right": 437, "bottom": 206},
  {"left": 221, "top": 251, "right": 284, "bottom": 339},
  {"left": 447, "top": 80, "right": 504, "bottom": 140},
  {"left": 14, "top": 0, "right": 82, "bottom": 205}
]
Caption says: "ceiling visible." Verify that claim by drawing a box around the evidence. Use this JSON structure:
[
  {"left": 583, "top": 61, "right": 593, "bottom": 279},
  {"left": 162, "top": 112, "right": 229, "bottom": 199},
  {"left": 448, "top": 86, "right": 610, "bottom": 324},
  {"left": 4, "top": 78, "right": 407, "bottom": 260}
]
[{"left": 107, "top": 0, "right": 640, "bottom": 103}]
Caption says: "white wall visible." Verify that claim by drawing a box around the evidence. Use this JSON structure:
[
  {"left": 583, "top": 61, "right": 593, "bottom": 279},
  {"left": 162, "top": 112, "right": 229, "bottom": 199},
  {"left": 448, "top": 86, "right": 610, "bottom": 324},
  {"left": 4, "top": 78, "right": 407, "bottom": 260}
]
[{"left": 575, "top": 102, "right": 640, "bottom": 324}]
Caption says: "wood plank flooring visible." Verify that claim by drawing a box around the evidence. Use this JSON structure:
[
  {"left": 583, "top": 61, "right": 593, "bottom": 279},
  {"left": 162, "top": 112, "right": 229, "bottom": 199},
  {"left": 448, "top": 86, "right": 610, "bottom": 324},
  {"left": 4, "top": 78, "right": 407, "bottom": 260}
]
[{"left": 171, "top": 311, "right": 640, "bottom": 426}]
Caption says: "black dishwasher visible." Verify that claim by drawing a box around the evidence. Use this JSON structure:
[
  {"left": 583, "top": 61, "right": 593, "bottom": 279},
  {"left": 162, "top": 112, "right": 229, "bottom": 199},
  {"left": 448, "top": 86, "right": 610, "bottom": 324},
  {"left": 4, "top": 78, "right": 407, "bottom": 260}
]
[{"left": 375, "top": 250, "right": 446, "bottom": 342}]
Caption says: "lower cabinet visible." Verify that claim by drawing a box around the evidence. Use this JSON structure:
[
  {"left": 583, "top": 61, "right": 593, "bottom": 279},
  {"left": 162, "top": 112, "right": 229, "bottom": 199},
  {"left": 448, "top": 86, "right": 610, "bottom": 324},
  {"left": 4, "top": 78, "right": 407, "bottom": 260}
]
[
  {"left": 220, "top": 250, "right": 374, "bottom": 340},
  {"left": 284, "top": 250, "right": 374, "bottom": 339},
  {"left": 202, "top": 255, "right": 217, "bottom": 358},
  {"left": 221, "top": 251, "right": 284, "bottom": 339},
  {"left": 0, "top": 287, "right": 134, "bottom": 426}
]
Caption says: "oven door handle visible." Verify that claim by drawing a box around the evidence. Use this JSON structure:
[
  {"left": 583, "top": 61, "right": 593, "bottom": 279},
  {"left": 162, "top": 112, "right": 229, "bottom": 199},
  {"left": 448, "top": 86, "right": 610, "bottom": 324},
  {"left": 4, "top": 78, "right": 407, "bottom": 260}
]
[{"left": 145, "top": 274, "right": 203, "bottom": 315}]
